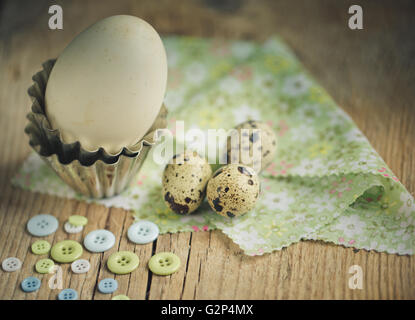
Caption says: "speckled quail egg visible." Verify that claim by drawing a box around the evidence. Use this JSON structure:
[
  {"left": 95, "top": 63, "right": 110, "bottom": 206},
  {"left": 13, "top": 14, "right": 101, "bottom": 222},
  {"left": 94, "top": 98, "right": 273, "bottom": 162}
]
[
  {"left": 162, "top": 151, "right": 212, "bottom": 215},
  {"left": 207, "top": 164, "right": 260, "bottom": 218},
  {"left": 227, "top": 120, "right": 277, "bottom": 173}
]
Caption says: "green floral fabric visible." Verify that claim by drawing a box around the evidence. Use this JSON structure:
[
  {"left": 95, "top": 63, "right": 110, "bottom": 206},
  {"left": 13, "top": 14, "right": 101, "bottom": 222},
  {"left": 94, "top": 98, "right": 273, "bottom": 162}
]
[{"left": 13, "top": 36, "right": 415, "bottom": 255}]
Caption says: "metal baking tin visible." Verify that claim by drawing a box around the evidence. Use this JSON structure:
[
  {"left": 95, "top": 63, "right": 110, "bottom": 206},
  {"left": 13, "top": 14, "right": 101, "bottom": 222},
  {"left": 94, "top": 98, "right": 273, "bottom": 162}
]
[{"left": 25, "top": 59, "right": 167, "bottom": 198}]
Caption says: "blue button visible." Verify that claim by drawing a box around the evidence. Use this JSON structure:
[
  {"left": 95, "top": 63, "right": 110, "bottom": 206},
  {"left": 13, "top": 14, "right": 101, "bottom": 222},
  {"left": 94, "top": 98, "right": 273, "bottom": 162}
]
[
  {"left": 98, "top": 278, "right": 118, "bottom": 294},
  {"left": 27, "top": 214, "right": 59, "bottom": 237},
  {"left": 127, "top": 221, "right": 159, "bottom": 244},
  {"left": 58, "top": 288, "right": 78, "bottom": 300},
  {"left": 83, "top": 229, "right": 115, "bottom": 253},
  {"left": 21, "top": 276, "right": 41, "bottom": 292}
]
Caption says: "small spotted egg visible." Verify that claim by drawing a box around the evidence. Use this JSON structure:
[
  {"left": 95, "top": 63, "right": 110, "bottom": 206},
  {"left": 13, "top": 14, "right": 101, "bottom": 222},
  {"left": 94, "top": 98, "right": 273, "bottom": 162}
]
[
  {"left": 162, "top": 151, "right": 212, "bottom": 215},
  {"left": 227, "top": 120, "right": 277, "bottom": 173},
  {"left": 207, "top": 164, "right": 260, "bottom": 218}
]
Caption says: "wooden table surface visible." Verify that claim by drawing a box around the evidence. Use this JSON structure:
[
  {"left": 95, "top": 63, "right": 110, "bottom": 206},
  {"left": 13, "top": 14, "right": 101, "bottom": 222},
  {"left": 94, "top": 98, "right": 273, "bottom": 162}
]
[{"left": 0, "top": 0, "right": 414, "bottom": 300}]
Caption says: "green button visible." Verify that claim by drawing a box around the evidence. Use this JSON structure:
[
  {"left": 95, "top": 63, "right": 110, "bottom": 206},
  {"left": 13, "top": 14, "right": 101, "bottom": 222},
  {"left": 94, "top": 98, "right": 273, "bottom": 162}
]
[
  {"left": 35, "top": 258, "right": 54, "bottom": 274},
  {"left": 107, "top": 251, "right": 139, "bottom": 275},
  {"left": 148, "top": 252, "right": 181, "bottom": 276},
  {"left": 51, "top": 240, "right": 83, "bottom": 263},
  {"left": 68, "top": 215, "right": 88, "bottom": 226},
  {"left": 112, "top": 294, "right": 130, "bottom": 300},
  {"left": 31, "top": 240, "right": 51, "bottom": 255}
]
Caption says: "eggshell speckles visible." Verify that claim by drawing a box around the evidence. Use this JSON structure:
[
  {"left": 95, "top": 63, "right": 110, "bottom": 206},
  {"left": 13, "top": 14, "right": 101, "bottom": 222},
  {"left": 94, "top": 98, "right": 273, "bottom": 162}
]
[
  {"left": 162, "top": 151, "right": 212, "bottom": 215},
  {"left": 207, "top": 164, "right": 260, "bottom": 217},
  {"left": 227, "top": 120, "right": 277, "bottom": 173}
]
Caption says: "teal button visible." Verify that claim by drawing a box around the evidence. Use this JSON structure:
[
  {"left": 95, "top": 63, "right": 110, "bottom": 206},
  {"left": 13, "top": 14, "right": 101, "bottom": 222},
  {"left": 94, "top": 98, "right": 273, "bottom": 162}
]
[
  {"left": 27, "top": 214, "right": 58, "bottom": 237},
  {"left": 127, "top": 221, "right": 159, "bottom": 244},
  {"left": 58, "top": 288, "right": 78, "bottom": 300},
  {"left": 21, "top": 277, "right": 41, "bottom": 292},
  {"left": 98, "top": 278, "right": 118, "bottom": 294}
]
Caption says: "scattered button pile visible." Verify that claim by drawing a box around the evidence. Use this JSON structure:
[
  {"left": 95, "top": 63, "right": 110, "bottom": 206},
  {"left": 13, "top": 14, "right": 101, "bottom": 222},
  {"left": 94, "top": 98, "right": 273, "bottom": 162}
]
[
  {"left": 63, "top": 215, "right": 88, "bottom": 234},
  {"left": 1, "top": 213, "right": 182, "bottom": 300}
]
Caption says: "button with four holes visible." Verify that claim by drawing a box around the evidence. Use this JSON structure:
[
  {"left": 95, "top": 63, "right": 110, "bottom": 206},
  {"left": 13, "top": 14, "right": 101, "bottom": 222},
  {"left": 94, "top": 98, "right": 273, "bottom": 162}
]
[
  {"left": 2, "top": 257, "right": 22, "bottom": 272},
  {"left": 107, "top": 251, "right": 139, "bottom": 275},
  {"left": 148, "top": 252, "right": 181, "bottom": 276},
  {"left": 35, "top": 258, "right": 55, "bottom": 274},
  {"left": 127, "top": 220, "right": 159, "bottom": 244},
  {"left": 27, "top": 214, "right": 58, "bottom": 237},
  {"left": 98, "top": 278, "right": 118, "bottom": 294},
  {"left": 71, "top": 259, "right": 90, "bottom": 274},
  {"left": 31, "top": 240, "right": 51, "bottom": 255},
  {"left": 21, "top": 276, "right": 41, "bottom": 293},
  {"left": 68, "top": 215, "right": 88, "bottom": 227},
  {"left": 64, "top": 221, "right": 83, "bottom": 234},
  {"left": 83, "top": 229, "right": 115, "bottom": 253},
  {"left": 51, "top": 240, "right": 83, "bottom": 263},
  {"left": 58, "top": 288, "right": 78, "bottom": 300},
  {"left": 112, "top": 294, "right": 130, "bottom": 300}
]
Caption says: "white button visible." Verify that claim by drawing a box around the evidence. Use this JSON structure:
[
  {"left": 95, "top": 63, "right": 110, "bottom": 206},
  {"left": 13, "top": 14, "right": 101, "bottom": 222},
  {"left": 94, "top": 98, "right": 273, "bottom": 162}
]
[
  {"left": 64, "top": 221, "right": 83, "bottom": 234},
  {"left": 71, "top": 259, "right": 91, "bottom": 274},
  {"left": 83, "top": 229, "right": 115, "bottom": 253},
  {"left": 2, "top": 257, "right": 22, "bottom": 272},
  {"left": 127, "top": 221, "right": 159, "bottom": 244}
]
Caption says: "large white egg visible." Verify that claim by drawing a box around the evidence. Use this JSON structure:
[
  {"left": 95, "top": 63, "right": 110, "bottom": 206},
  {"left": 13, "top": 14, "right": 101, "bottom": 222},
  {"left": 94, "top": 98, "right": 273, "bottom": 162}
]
[{"left": 45, "top": 15, "right": 167, "bottom": 154}]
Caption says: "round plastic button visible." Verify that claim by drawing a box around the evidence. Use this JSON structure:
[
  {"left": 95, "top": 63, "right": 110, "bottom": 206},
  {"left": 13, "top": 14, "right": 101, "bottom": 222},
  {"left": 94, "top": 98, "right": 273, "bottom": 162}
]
[
  {"left": 21, "top": 276, "right": 41, "bottom": 292},
  {"left": 107, "top": 251, "right": 139, "bottom": 275},
  {"left": 64, "top": 221, "right": 83, "bottom": 234},
  {"left": 2, "top": 257, "right": 22, "bottom": 272},
  {"left": 68, "top": 215, "right": 88, "bottom": 227},
  {"left": 148, "top": 252, "right": 181, "bottom": 276},
  {"left": 51, "top": 240, "right": 83, "bottom": 263},
  {"left": 98, "top": 278, "right": 118, "bottom": 294},
  {"left": 35, "top": 258, "right": 55, "bottom": 274},
  {"left": 84, "top": 229, "right": 115, "bottom": 253},
  {"left": 31, "top": 240, "right": 51, "bottom": 255},
  {"left": 27, "top": 214, "right": 58, "bottom": 237},
  {"left": 127, "top": 220, "right": 159, "bottom": 244},
  {"left": 71, "top": 259, "right": 90, "bottom": 274},
  {"left": 112, "top": 294, "right": 130, "bottom": 300},
  {"left": 58, "top": 288, "right": 78, "bottom": 300}
]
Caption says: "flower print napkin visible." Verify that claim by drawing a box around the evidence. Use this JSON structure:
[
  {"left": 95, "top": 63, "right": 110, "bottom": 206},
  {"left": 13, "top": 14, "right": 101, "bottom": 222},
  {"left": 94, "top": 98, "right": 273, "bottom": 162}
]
[{"left": 13, "top": 36, "right": 415, "bottom": 256}]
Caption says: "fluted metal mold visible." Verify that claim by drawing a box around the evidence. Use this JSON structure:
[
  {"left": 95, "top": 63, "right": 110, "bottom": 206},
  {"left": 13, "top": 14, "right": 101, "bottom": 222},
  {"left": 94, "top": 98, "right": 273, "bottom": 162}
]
[{"left": 25, "top": 59, "right": 167, "bottom": 198}]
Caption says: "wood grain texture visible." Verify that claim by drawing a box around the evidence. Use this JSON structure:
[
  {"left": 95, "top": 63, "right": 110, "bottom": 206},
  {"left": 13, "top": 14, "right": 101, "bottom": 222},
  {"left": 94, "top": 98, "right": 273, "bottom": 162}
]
[{"left": 0, "top": 0, "right": 414, "bottom": 300}]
